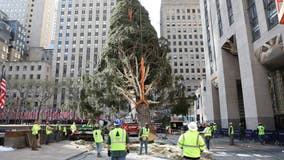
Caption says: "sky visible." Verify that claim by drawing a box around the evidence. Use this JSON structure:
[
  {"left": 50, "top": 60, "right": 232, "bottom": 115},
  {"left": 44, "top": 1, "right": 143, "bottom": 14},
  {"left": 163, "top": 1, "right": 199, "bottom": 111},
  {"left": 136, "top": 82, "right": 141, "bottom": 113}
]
[{"left": 140, "top": 0, "right": 161, "bottom": 37}]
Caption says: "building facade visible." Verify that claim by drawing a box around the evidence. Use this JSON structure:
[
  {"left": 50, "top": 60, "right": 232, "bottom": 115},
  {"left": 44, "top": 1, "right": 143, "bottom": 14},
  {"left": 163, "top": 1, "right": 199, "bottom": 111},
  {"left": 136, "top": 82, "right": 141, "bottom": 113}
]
[
  {"left": 8, "top": 20, "right": 27, "bottom": 60},
  {"left": 0, "top": 0, "right": 56, "bottom": 49},
  {"left": 52, "top": 0, "right": 115, "bottom": 107},
  {"left": 160, "top": 0, "right": 206, "bottom": 97},
  {"left": 0, "top": 10, "right": 11, "bottom": 62},
  {"left": 200, "top": 0, "right": 284, "bottom": 129}
]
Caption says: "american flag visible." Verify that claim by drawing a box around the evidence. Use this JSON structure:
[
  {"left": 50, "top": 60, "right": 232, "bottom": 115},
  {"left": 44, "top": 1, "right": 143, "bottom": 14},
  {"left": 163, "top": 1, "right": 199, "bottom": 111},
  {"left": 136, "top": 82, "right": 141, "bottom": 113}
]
[{"left": 0, "top": 67, "right": 7, "bottom": 110}]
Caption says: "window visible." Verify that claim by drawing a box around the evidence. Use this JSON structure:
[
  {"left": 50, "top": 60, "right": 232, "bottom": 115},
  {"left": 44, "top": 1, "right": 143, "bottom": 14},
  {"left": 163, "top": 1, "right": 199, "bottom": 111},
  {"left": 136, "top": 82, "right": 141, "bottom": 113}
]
[
  {"left": 16, "top": 66, "right": 20, "bottom": 71},
  {"left": 37, "top": 74, "right": 41, "bottom": 79},
  {"left": 248, "top": 0, "right": 260, "bottom": 41},
  {"left": 263, "top": 0, "right": 278, "bottom": 30},
  {"left": 227, "top": 0, "right": 234, "bottom": 25},
  {"left": 31, "top": 65, "right": 34, "bottom": 71},
  {"left": 216, "top": 0, "right": 223, "bottom": 36},
  {"left": 38, "top": 65, "right": 42, "bottom": 71}
]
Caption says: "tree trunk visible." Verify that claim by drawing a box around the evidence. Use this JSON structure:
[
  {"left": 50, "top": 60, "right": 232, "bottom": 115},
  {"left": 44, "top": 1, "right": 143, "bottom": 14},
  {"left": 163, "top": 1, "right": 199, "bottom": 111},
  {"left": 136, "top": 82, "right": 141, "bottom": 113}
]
[
  {"left": 37, "top": 104, "right": 42, "bottom": 121},
  {"left": 136, "top": 104, "right": 151, "bottom": 127}
]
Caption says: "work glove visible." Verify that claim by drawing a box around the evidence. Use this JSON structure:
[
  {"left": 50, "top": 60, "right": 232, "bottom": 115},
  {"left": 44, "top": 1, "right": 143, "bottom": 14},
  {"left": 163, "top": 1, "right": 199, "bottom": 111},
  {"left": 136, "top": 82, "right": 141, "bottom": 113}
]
[
  {"left": 127, "top": 149, "right": 130, "bottom": 154},
  {"left": 108, "top": 150, "right": 111, "bottom": 157}
]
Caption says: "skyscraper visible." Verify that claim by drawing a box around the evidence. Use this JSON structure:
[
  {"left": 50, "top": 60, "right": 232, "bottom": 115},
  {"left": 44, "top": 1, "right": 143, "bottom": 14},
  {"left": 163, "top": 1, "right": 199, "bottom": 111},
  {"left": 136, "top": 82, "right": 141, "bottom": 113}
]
[
  {"left": 52, "top": 0, "right": 115, "bottom": 107},
  {"left": 0, "top": 0, "right": 56, "bottom": 48},
  {"left": 200, "top": 0, "right": 284, "bottom": 130},
  {"left": 160, "top": 0, "right": 206, "bottom": 97}
]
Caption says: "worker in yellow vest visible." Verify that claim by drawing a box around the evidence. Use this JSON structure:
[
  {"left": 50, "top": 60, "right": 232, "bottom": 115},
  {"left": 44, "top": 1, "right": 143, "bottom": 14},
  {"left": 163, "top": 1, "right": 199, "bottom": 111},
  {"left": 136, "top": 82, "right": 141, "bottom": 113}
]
[
  {"left": 63, "top": 126, "right": 67, "bottom": 138},
  {"left": 93, "top": 123, "right": 104, "bottom": 158},
  {"left": 178, "top": 122, "right": 206, "bottom": 159},
  {"left": 228, "top": 122, "right": 234, "bottom": 145},
  {"left": 31, "top": 121, "right": 41, "bottom": 151},
  {"left": 139, "top": 123, "right": 150, "bottom": 155},
  {"left": 55, "top": 121, "right": 62, "bottom": 142},
  {"left": 257, "top": 122, "right": 265, "bottom": 145},
  {"left": 70, "top": 122, "right": 77, "bottom": 141},
  {"left": 45, "top": 121, "right": 53, "bottom": 145},
  {"left": 203, "top": 123, "right": 212, "bottom": 150},
  {"left": 107, "top": 119, "right": 130, "bottom": 159}
]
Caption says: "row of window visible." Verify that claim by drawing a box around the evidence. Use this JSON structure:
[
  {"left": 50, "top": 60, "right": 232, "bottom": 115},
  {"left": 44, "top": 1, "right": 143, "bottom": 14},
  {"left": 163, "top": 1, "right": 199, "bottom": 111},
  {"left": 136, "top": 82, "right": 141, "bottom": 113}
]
[
  {"left": 167, "top": 8, "right": 200, "bottom": 14},
  {"left": 170, "top": 47, "right": 204, "bottom": 53},
  {"left": 8, "top": 74, "right": 45, "bottom": 80},
  {"left": 166, "top": 15, "right": 201, "bottom": 21},
  {"left": 167, "top": 34, "right": 203, "bottom": 40},
  {"left": 8, "top": 65, "right": 43, "bottom": 71},
  {"left": 169, "top": 41, "right": 204, "bottom": 46}
]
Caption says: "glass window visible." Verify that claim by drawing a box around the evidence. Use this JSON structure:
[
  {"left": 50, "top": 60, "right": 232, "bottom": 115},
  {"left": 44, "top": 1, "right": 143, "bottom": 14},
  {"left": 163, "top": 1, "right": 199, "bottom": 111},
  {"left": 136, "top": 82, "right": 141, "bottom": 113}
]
[
  {"left": 226, "top": 0, "right": 234, "bottom": 25},
  {"left": 263, "top": 0, "right": 278, "bottom": 30},
  {"left": 248, "top": 0, "right": 260, "bottom": 41}
]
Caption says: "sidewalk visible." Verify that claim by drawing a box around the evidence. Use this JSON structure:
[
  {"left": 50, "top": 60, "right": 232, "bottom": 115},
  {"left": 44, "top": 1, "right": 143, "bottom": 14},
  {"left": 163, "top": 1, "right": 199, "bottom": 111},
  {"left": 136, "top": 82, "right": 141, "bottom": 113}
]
[
  {"left": 0, "top": 141, "right": 87, "bottom": 160},
  {"left": 209, "top": 137, "right": 284, "bottom": 160}
]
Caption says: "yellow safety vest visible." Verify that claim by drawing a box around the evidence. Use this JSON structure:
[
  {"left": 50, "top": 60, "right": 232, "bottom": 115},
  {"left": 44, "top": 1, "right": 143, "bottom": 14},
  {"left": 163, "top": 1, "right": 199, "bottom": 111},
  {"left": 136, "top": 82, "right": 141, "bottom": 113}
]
[
  {"left": 70, "top": 124, "right": 77, "bottom": 132},
  {"left": 56, "top": 124, "right": 62, "bottom": 131},
  {"left": 204, "top": 127, "right": 212, "bottom": 137},
  {"left": 178, "top": 130, "right": 205, "bottom": 158},
  {"left": 93, "top": 129, "right": 103, "bottom": 143},
  {"left": 257, "top": 126, "right": 265, "bottom": 136},
  {"left": 32, "top": 124, "right": 40, "bottom": 135},
  {"left": 63, "top": 127, "right": 67, "bottom": 136},
  {"left": 228, "top": 126, "right": 234, "bottom": 135},
  {"left": 109, "top": 128, "right": 127, "bottom": 151},
  {"left": 141, "top": 127, "right": 150, "bottom": 138},
  {"left": 46, "top": 125, "right": 53, "bottom": 135}
]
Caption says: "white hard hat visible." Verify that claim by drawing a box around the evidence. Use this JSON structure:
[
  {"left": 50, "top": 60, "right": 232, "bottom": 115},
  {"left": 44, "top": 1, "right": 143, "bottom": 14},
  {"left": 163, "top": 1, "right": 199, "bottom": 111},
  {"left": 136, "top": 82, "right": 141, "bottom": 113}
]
[{"left": 188, "top": 122, "right": 198, "bottom": 131}]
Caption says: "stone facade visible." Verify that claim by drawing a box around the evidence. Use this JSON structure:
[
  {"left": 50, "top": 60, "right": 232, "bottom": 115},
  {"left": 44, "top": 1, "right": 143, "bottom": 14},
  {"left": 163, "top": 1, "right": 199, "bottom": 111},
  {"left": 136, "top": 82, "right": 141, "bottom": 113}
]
[
  {"left": 200, "top": 0, "right": 284, "bottom": 129},
  {"left": 160, "top": 0, "right": 206, "bottom": 97}
]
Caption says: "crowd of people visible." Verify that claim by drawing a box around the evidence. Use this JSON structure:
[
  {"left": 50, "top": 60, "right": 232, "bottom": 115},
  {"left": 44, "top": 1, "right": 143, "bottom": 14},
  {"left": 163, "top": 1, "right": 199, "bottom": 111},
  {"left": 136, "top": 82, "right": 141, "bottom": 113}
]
[{"left": 30, "top": 119, "right": 266, "bottom": 160}]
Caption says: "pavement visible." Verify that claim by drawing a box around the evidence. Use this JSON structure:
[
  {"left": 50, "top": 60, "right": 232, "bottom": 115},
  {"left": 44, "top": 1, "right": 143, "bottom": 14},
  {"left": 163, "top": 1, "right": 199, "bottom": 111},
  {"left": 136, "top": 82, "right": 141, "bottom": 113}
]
[
  {"left": 0, "top": 141, "right": 87, "bottom": 160},
  {"left": 1, "top": 135, "right": 284, "bottom": 160},
  {"left": 210, "top": 137, "right": 284, "bottom": 160}
]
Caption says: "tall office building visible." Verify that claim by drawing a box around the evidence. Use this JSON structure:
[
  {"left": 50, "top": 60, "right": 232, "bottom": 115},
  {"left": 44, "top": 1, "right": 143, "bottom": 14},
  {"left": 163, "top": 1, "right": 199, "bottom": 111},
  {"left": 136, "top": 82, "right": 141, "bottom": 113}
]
[
  {"left": 160, "top": 0, "right": 206, "bottom": 97},
  {"left": 52, "top": 0, "right": 116, "bottom": 107},
  {"left": 0, "top": 0, "right": 56, "bottom": 48},
  {"left": 200, "top": 0, "right": 284, "bottom": 129}
]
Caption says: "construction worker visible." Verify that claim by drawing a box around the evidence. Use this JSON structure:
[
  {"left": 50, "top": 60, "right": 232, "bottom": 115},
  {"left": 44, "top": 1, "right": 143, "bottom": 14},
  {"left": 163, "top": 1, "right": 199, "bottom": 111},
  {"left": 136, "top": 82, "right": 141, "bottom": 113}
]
[
  {"left": 107, "top": 119, "right": 130, "bottom": 160},
  {"left": 178, "top": 122, "right": 206, "bottom": 159},
  {"left": 139, "top": 123, "right": 150, "bottom": 155},
  {"left": 257, "top": 122, "right": 265, "bottom": 145},
  {"left": 36, "top": 121, "right": 42, "bottom": 148},
  {"left": 63, "top": 126, "right": 68, "bottom": 138},
  {"left": 93, "top": 123, "right": 104, "bottom": 158},
  {"left": 45, "top": 121, "right": 53, "bottom": 145},
  {"left": 212, "top": 123, "right": 217, "bottom": 138},
  {"left": 31, "top": 121, "right": 41, "bottom": 151},
  {"left": 203, "top": 123, "right": 212, "bottom": 150},
  {"left": 70, "top": 122, "right": 77, "bottom": 134},
  {"left": 55, "top": 121, "right": 62, "bottom": 142},
  {"left": 70, "top": 122, "right": 77, "bottom": 140},
  {"left": 228, "top": 122, "right": 234, "bottom": 145}
]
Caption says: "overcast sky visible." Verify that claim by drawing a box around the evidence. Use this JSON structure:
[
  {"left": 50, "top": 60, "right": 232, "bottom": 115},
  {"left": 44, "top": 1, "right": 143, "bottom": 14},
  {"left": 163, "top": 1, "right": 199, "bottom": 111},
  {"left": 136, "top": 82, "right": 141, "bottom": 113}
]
[{"left": 140, "top": 0, "right": 161, "bottom": 37}]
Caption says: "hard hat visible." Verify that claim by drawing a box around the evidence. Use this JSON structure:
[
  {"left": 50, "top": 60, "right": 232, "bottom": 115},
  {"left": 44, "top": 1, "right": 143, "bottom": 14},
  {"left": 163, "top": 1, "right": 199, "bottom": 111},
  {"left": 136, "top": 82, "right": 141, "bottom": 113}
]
[
  {"left": 114, "top": 119, "right": 122, "bottom": 126},
  {"left": 188, "top": 122, "right": 197, "bottom": 131},
  {"left": 229, "top": 122, "right": 233, "bottom": 125}
]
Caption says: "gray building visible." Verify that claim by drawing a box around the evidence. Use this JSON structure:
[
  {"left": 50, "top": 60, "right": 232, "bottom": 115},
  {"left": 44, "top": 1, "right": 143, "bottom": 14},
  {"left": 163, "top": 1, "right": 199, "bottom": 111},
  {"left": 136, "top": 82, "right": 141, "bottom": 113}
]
[
  {"left": 0, "top": 10, "right": 11, "bottom": 62},
  {"left": 52, "top": 0, "right": 116, "bottom": 107},
  {"left": 0, "top": 0, "right": 56, "bottom": 49},
  {"left": 200, "top": 0, "right": 284, "bottom": 129},
  {"left": 8, "top": 20, "right": 27, "bottom": 60},
  {"left": 160, "top": 0, "right": 206, "bottom": 97}
]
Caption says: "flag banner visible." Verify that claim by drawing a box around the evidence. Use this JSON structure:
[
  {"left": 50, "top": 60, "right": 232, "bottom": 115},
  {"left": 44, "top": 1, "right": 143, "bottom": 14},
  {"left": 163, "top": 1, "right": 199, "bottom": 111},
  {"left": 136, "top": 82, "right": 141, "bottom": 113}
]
[{"left": 0, "top": 66, "right": 7, "bottom": 110}]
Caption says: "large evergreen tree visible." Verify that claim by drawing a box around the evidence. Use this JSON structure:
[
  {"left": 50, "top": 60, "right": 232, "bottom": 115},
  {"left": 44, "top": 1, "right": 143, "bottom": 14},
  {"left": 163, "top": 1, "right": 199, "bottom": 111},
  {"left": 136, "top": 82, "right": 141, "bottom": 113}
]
[{"left": 82, "top": 0, "right": 173, "bottom": 126}]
